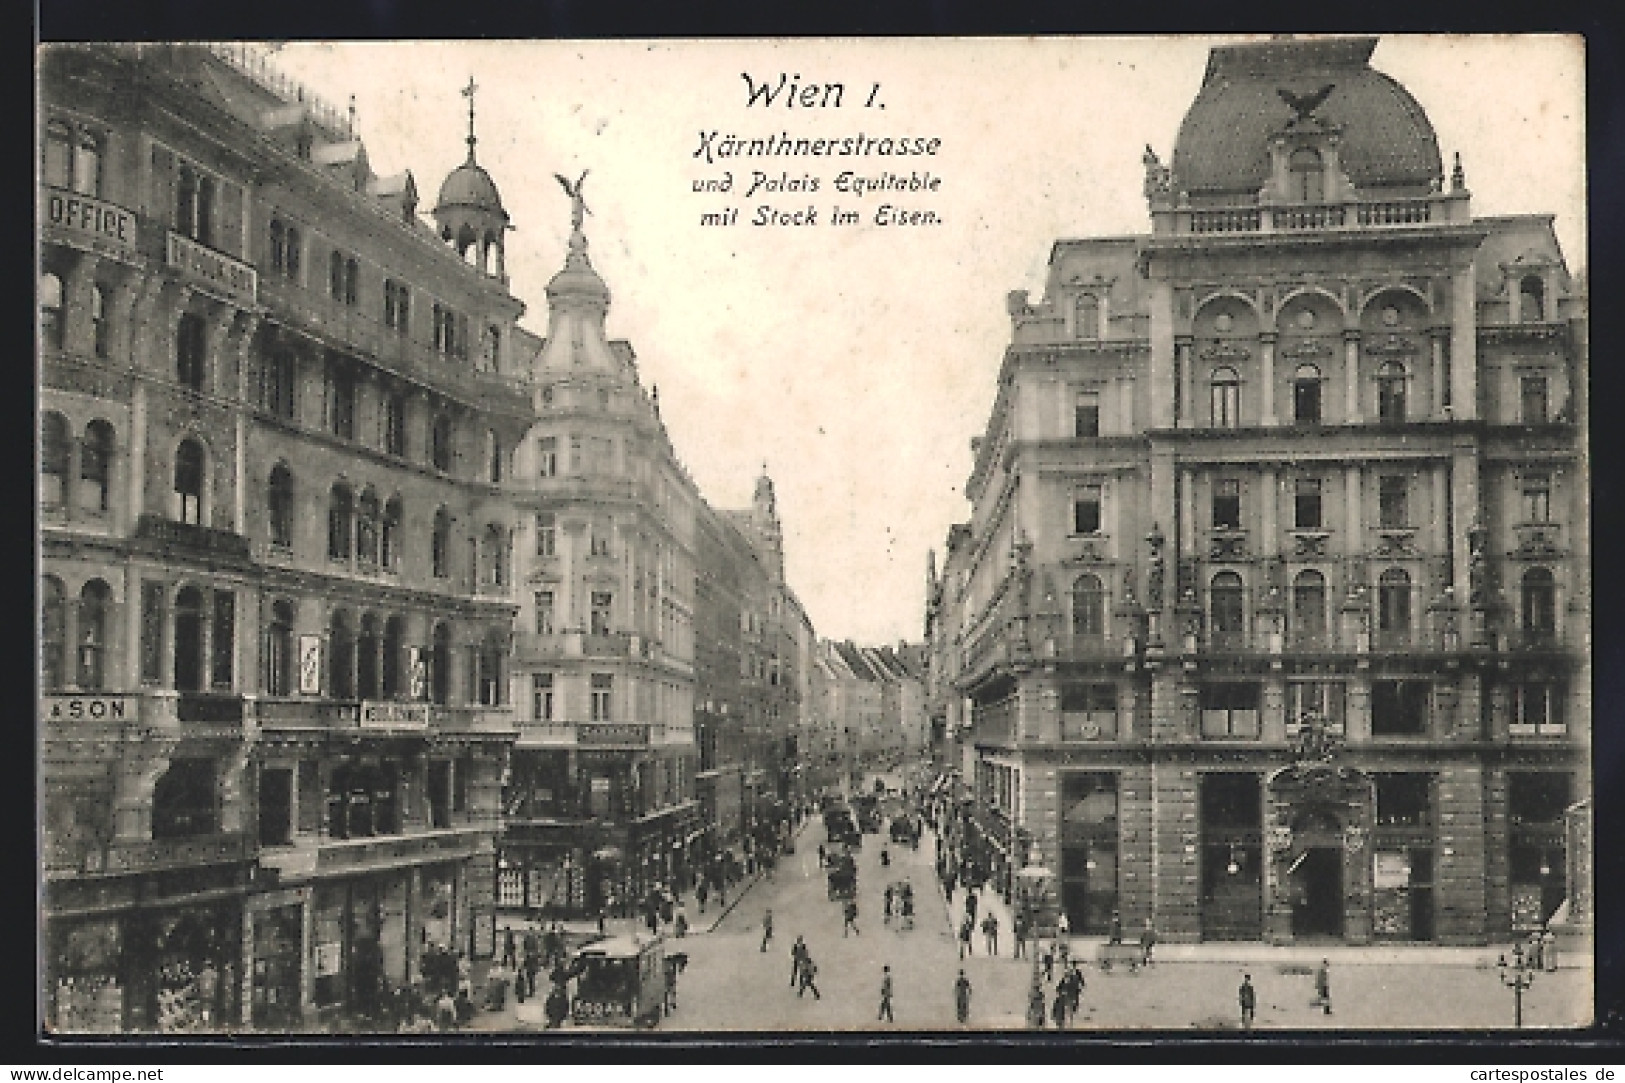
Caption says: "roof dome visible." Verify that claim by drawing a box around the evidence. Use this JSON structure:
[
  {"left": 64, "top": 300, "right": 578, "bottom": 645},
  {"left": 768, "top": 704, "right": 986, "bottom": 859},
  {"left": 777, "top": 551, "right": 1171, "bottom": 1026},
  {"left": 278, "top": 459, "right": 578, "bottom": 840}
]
[
  {"left": 546, "top": 232, "right": 609, "bottom": 303},
  {"left": 1171, "top": 37, "right": 1442, "bottom": 198},
  {"left": 435, "top": 157, "right": 507, "bottom": 219}
]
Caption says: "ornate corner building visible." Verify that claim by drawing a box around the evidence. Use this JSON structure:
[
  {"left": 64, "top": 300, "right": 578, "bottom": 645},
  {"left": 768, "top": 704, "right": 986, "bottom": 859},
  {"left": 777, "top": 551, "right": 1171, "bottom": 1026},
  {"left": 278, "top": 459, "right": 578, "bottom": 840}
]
[
  {"left": 932, "top": 37, "right": 1588, "bottom": 948},
  {"left": 38, "top": 43, "right": 816, "bottom": 1033}
]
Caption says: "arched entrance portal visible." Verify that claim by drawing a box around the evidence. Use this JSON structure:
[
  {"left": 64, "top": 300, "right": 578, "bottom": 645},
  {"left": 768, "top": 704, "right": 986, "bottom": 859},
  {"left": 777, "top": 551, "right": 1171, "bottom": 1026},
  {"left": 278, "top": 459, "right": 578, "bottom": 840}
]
[{"left": 1264, "top": 761, "right": 1375, "bottom": 944}]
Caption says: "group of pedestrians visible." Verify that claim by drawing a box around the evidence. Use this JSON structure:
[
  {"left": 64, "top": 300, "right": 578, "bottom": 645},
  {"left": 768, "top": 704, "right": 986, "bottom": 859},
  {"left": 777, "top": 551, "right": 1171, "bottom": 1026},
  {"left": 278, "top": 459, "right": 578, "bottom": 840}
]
[{"left": 1237, "top": 959, "right": 1332, "bottom": 1029}]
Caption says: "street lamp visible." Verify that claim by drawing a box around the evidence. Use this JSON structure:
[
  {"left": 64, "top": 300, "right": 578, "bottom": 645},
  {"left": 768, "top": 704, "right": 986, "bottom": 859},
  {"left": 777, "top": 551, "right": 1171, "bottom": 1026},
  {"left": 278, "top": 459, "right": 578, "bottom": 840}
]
[
  {"left": 1498, "top": 940, "right": 1538, "bottom": 1028},
  {"left": 1016, "top": 856, "right": 1052, "bottom": 1028}
]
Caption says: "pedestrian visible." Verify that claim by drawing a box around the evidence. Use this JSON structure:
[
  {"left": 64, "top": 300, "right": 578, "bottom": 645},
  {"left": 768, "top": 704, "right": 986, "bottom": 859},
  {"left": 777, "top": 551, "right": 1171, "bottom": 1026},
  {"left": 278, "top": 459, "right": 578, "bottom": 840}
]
[
  {"left": 817, "top": 843, "right": 826, "bottom": 869},
  {"left": 1042, "top": 943, "right": 1055, "bottom": 983},
  {"left": 1064, "top": 961, "right": 1084, "bottom": 1017},
  {"left": 958, "top": 915, "right": 974, "bottom": 959},
  {"left": 502, "top": 927, "right": 517, "bottom": 970},
  {"left": 1109, "top": 908, "right": 1123, "bottom": 946},
  {"left": 1140, "top": 919, "right": 1158, "bottom": 967},
  {"left": 696, "top": 879, "right": 710, "bottom": 914},
  {"left": 1052, "top": 986, "right": 1068, "bottom": 1029},
  {"left": 954, "top": 969, "right": 972, "bottom": 1025},
  {"left": 544, "top": 984, "right": 569, "bottom": 1029},
  {"left": 884, "top": 885, "right": 895, "bottom": 923},
  {"left": 526, "top": 928, "right": 543, "bottom": 970},
  {"left": 761, "top": 908, "right": 774, "bottom": 952},
  {"left": 981, "top": 912, "right": 999, "bottom": 956},
  {"left": 964, "top": 888, "right": 979, "bottom": 925},
  {"left": 790, "top": 935, "right": 808, "bottom": 987},
  {"left": 900, "top": 893, "right": 915, "bottom": 930},
  {"left": 877, "top": 965, "right": 895, "bottom": 1023},
  {"left": 797, "top": 954, "right": 822, "bottom": 999},
  {"left": 843, "top": 898, "right": 860, "bottom": 937},
  {"left": 1314, "top": 958, "right": 1332, "bottom": 1015},
  {"left": 1012, "top": 912, "right": 1027, "bottom": 959},
  {"left": 523, "top": 947, "right": 542, "bottom": 1002},
  {"left": 1238, "top": 973, "right": 1256, "bottom": 1029}
]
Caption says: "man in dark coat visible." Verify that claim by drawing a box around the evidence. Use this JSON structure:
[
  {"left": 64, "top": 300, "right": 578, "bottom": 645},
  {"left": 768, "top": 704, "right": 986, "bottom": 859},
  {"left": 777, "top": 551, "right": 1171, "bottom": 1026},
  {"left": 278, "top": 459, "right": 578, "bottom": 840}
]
[
  {"left": 544, "top": 984, "right": 569, "bottom": 1028},
  {"left": 790, "top": 935, "right": 808, "bottom": 987},
  {"left": 953, "top": 969, "right": 972, "bottom": 1025},
  {"left": 958, "top": 915, "right": 974, "bottom": 958},
  {"left": 797, "top": 953, "right": 821, "bottom": 999},
  {"left": 1238, "top": 974, "right": 1256, "bottom": 1029},
  {"left": 877, "top": 965, "right": 895, "bottom": 1023},
  {"left": 760, "top": 908, "right": 774, "bottom": 952},
  {"left": 843, "top": 898, "right": 860, "bottom": 937},
  {"left": 1314, "top": 959, "right": 1332, "bottom": 1014}
]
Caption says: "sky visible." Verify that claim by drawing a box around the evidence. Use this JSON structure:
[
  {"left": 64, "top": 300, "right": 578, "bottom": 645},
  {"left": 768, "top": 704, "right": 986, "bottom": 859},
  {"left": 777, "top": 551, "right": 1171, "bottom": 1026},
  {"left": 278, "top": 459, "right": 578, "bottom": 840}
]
[{"left": 269, "top": 36, "right": 1585, "bottom": 645}]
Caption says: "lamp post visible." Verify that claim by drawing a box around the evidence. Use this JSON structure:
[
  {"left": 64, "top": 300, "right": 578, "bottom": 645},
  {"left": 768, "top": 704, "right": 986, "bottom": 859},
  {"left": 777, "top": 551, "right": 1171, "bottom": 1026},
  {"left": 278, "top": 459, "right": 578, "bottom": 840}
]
[
  {"left": 1016, "top": 850, "right": 1052, "bottom": 1028},
  {"left": 1498, "top": 940, "right": 1538, "bottom": 1028}
]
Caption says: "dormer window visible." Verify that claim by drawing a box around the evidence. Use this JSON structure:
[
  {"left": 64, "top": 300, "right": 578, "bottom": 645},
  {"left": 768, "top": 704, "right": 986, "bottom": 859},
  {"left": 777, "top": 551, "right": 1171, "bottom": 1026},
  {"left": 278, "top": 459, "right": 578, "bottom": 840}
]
[
  {"left": 1520, "top": 275, "right": 1546, "bottom": 323},
  {"left": 1075, "top": 294, "right": 1100, "bottom": 339},
  {"left": 1289, "top": 147, "right": 1325, "bottom": 202}
]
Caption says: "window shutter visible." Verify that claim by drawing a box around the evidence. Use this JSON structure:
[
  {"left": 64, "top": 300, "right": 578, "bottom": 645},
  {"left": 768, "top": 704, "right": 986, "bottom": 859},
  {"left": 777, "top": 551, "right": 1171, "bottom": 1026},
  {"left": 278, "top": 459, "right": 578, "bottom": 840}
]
[{"left": 149, "top": 144, "right": 175, "bottom": 228}]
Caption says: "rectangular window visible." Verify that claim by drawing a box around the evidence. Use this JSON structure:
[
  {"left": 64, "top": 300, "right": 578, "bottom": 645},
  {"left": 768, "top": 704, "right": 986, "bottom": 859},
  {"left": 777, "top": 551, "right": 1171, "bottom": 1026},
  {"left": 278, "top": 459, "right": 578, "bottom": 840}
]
[
  {"left": 384, "top": 394, "right": 407, "bottom": 457},
  {"left": 1294, "top": 477, "right": 1323, "bottom": 530},
  {"left": 535, "top": 591, "right": 555, "bottom": 635},
  {"left": 1521, "top": 375, "right": 1550, "bottom": 424},
  {"left": 537, "top": 436, "right": 558, "bottom": 478},
  {"left": 1375, "top": 774, "right": 1432, "bottom": 827},
  {"left": 1521, "top": 476, "right": 1552, "bottom": 523},
  {"left": 1074, "top": 394, "right": 1100, "bottom": 438},
  {"left": 533, "top": 516, "right": 557, "bottom": 561},
  {"left": 262, "top": 352, "right": 296, "bottom": 421},
  {"left": 427, "top": 761, "right": 451, "bottom": 829},
  {"left": 590, "top": 520, "right": 611, "bottom": 557},
  {"left": 1379, "top": 475, "right": 1409, "bottom": 529},
  {"left": 1199, "top": 682, "right": 1261, "bottom": 739},
  {"left": 140, "top": 580, "right": 165, "bottom": 683},
  {"left": 1510, "top": 683, "right": 1566, "bottom": 737},
  {"left": 1372, "top": 680, "right": 1430, "bottom": 736},
  {"left": 1212, "top": 478, "right": 1242, "bottom": 530},
  {"left": 1059, "top": 683, "right": 1118, "bottom": 740},
  {"left": 211, "top": 590, "right": 235, "bottom": 689},
  {"left": 590, "top": 673, "right": 613, "bottom": 721},
  {"left": 326, "top": 363, "right": 355, "bottom": 440},
  {"left": 1287, "top": 680, "right": 1346, "bottom": 730},
  {"left": 258, "top": 767, "right": 293, "bottom": 846},
  {"left": 1073, "top": 486, "right": 1103, "bottom": 535},
  {"left": 1211, "top": 379, "right": 1240, "bottom": 429},
  {"left": 453, "top": 755, "right": 473, "bottom": 813},
  {"left": 590, "top": 592, "right": 613, "bottom": 636},
  {"left": 533, "top": 673, "right": 555, "bottom": 721}
]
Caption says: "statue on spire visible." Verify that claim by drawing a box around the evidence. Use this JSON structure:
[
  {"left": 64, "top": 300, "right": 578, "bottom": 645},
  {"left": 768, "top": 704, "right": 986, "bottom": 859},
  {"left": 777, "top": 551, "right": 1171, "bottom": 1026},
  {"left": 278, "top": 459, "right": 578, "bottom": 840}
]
[
  {"left": 554, "top": 170, "right": 592, "bottom": 233},
  {"left": 460, "top": 76, "right": 479, "bottom": 161}
]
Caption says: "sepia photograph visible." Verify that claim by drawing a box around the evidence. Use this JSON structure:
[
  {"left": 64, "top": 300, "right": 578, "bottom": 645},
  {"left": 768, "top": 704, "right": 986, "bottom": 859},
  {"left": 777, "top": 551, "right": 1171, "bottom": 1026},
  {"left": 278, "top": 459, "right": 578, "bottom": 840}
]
[{"left": 36, "top": 34, "right": 1590, "bottom": 1037}]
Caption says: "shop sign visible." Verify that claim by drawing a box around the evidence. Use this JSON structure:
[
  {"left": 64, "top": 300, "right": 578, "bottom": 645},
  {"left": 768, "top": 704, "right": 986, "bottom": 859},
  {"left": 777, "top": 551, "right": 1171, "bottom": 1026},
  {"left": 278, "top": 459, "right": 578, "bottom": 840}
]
[
  {"left": 579, "top": 723, "right": 649, "bottom": 747},
  {"left": 43, "top": 187, "right": 137, "bottom": 256},
  {"left": 359, "top": 701, "right": 429, "bottom": 729},
  {"left": 166, "top": 230, "right": 257, "bottom": 305},
  {"left": 44, "top": 694, "right": 137, "bottom": 722},
  {"left": 1373, "top": 851, "right": 1411, "bottom": 890}
]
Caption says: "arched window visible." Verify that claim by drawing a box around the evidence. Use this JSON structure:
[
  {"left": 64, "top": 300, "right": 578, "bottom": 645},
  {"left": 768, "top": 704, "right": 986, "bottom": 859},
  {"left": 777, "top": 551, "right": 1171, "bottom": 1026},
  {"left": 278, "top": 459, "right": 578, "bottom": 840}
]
[
  {"left": 174, "top": 585, "right": 205, "bottom": 691},
  {"left": 483, "top": 523, "right": 508, "bottom": 589},
  {"left": 1075, "top": 294, "right": 1100, "bottom": 339},
  {"left": 41, "top": 576, "right": 67, "bottom": 691},
  {"left": 176, "top": 312, "right": 207, "bottom": 392},
  {"left": 329, "top": 250, "right": 345, "bottom": 301},
  {"left": 356, "top": 488, "right": 380, "bottom": 566},
  {"left": 43, "top": 120, "right": 73, "bottom": 188},
  {"left": 357, "top": 613, "right": 380, "bottom": 700},
  {"left": 269, "top": 219, "right": 286, "bottom": 273},
  {"left": 1377, "top": 361, "right": 1407, "bottom": 423},
  {"left": 1378, "top": 568, "right": 1412, "bottom": 646},
  {"left": 432, "top": 508, "right": 451, "bottom": 578},
  {"left": 90, "top": 284, "right": 109, "bottom": 358},
  {"left": 40, "top": 272, "right": 64, "bottom": 350},
  {"left": 329, "top": 610, "right": 355, "bottom": 699},
  {"left": 1289, "top": 147, "right": 1325, "bottom": 202},
  {"left": 77, "top": 580, "right": 110, "bottom": 690},
  {"left": 1210, "top": 367, "right": 1240, "bottom": 429},
  {"left": 285, "top": 225, "right": 302, "bottom": 279},
  {"left": 1291, "top": 569, "right": 1327, "bottom": 645},
  {"left": 265, "top": 600, "right": 294, "bottom": 696},
  {"left": 381, "top": 496, "right": 403, "bottom": 570},
  {"left": 430, "top": 621, "right": 451, "bottom": 705},
  {"left": 1293, "top": 364, "right": 1322, "bottom": 424},
  {"left": 1520, "top": 275, "right": 1546, "bottom": 323},
  {"left": 382, "top": 615, "right": 404, "bottom": 697},
  {"left": 1071, "top": 573, "right": 1106, "bottom": 639},
  {"left": 345, "top": 258, "right": 359, "bottom": 306},
  {"left": 73, "top": 130, "right": 103, "bottom": 196},
  {"left": 431, "top": 414, "right": 454, "bottom": 472},
  {"left": 79, "top": 421, "right": 114, "bottom": 513},
  {"left": 41, "top": 412, "right": 70, "bottom": 508},
  {"left": 174, "top": 439, "right": 205, "bottom": 525},
  {"left": 1521, "top": 567, "right": 1557, "bottom": 641},
  {"left": 1210, "top": 571, "right": 1245, "bottom": 643},
  {"left": 327, "top": 483, "right": 353, "bottom": 560},
  {"left": 268, "top": 464, "right": 294, "bottom": 548}
]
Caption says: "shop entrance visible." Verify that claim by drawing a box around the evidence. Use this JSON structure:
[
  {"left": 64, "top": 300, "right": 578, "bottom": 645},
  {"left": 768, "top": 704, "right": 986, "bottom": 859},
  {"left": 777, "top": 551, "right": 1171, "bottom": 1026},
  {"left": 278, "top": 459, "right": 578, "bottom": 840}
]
[{"left": 1291, "top": 847, "right": 1345, "bottom": 938}]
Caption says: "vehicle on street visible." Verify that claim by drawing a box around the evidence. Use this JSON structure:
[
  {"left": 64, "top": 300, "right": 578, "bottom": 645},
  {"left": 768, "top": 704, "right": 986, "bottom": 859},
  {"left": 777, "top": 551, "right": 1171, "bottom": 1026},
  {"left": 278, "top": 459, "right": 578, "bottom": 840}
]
[{"left": 569, "top": 933, "right": 667, "bottom": 1027}]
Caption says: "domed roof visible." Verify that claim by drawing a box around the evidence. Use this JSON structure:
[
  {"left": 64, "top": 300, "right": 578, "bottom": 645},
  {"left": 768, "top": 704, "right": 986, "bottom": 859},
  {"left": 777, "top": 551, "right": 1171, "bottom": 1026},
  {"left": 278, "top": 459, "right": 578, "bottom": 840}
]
[
  {"left": 546, "top": 234, "right": 610, "bottom": 303},
  {"left": 435, "top": 156, "right": 508, "bottom": 220},
  {"left": 1171, "top": 37, "right": 1442, "bottom": 198}
]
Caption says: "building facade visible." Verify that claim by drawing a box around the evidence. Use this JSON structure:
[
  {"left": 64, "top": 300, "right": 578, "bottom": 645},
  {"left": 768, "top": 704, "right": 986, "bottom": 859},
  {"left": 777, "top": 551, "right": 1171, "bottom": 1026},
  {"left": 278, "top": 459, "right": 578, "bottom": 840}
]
[{"left": 937, "top": 37, "right": 1587, "bottom": 946}]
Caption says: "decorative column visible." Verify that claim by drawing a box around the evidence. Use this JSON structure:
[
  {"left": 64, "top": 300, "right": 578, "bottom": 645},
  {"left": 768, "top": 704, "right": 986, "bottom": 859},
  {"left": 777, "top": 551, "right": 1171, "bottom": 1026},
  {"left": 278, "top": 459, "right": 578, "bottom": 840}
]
[
  {"left": 1149, "top": 284, "right": 1176, "bottom": 429},
  {"left": 1450, "top": 265, "right": 1478, "bottom": 419},
  {"left": 1176, "top": 338, "right": 1195, "bottom": 429},
  {"left": 1260, "top": 332, "right": 1278, "bottom": 425},
  {"left": 1430, "top": 332, "right": 1449, "bottom": 419},
  {"left": 1343, "top": 331, "right": 1363, "bottom": 423},
  {"left": 1344, "top": 465, "right": 1363, "bottom": 555}
]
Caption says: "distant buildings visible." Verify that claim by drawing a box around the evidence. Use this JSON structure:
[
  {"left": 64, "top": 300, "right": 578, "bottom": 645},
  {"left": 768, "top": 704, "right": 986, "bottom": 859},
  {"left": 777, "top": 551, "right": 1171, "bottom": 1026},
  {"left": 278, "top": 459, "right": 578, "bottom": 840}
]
[
  {"left": 817, "top": 640, "right": 927, "bottom": 786},
  {"left": 925, "top": 37, "right": 1587, "bottom": 947}
]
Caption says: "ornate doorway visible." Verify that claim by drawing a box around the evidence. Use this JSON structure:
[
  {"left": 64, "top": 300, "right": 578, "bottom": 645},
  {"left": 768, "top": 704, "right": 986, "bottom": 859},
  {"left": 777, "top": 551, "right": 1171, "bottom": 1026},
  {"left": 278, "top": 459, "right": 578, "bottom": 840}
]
[
  {"left": 1287, "top": 808, "right": 1346, "bottom": 938},
  {"left": 1264, "top": 735, "right": 1375, "bottom": 944}
]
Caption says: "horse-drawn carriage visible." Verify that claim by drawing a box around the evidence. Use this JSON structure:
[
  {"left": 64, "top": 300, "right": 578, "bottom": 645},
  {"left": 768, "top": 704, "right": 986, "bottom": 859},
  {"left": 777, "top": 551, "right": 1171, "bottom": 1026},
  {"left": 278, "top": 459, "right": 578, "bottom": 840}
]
[{"left": 826, "top": 851, "right": 858, "bottom": 901}]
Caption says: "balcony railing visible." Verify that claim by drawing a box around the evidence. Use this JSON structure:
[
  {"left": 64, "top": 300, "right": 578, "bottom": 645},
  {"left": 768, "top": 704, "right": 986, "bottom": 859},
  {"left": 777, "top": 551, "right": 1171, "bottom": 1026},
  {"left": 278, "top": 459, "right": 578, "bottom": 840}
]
[
  {"left": 314, "top": 826, "right": 486, "bottom": 874},
  {"left": 132, "top": 514, "right": 252, "bottom": 561},
  {"left": 1174, "top": 195, "right": 1457, "bottom": 237}
]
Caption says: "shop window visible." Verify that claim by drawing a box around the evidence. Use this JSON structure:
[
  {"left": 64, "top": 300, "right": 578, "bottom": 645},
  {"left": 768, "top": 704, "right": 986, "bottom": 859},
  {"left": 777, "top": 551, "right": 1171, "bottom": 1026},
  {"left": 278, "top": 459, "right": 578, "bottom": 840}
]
[
  {"left": 1521, "top": 475, "right": 1552, "bottom": 524},
  {"left": 1508, "top": 772, "right": 1571, "bottom": 930},
  {"left": 1059, "top": 772, "right": 1119, "bottom": 934},
  {"left": 431, "top": 508, "right": 451, "bottom": 578},
  {"left": 381, "top": 497, "right": 402, "bottom": 571},
  {"left": 536, "top": 511, "right": 556, "bottom": 557},
  {"left": 384, "top": 394, "right": 407, "bottom": 457},
  {"left": 1377, "top": 362, "right": 1408, "bottom": 423},
  {"left": 1209, "top": 572, "right": 1245, "bottom": 643},
  {"left": 152, "top": 758, "right": 218, "bottom": 839},
  {"left": 267, "top": 464, "right": 294, "bottom": 548},
  {"left": 90, "top": 284, "right": 109, "bottom": 358},
  {"left": 590, "top": 673, "right": 613, "bottom": 721},
  {"left": 1200, "top": 683, "right": 1260, "bottom": 738},
  {"left": 1511, "top": 682, "right": 1566, "bottom": 737},
  {"left": 210, "top": 589, "right": 234, "bottom": 689},
  {"left": 41, "top": 412, "right": 69, "bottom": 508},
  {"left": 1521, "top": 567, "right": 1557, "bottom": 641},
  {"left": 173, "top": 586, "right": 205, "bottom": 692},
  {"left": 265, "top": 600, "right": 294, "bottom": 696},
  {"left": 79, "top": 421, "right": 113, "bottom": 513},
  {"left": 1375, "top": 773, "right": 1432, "bottom": 827},
  {"left": 259, "top": 767, "right": 293, "bottom": 846},
  {"left": 1378, "top": 475, "right": 1409, "bottom": 528},
  {"left": 1293, "top": 364, "right": 1322, "bottom": 424},
  {"left": 1521, "top": 375, "right": 1550, "bottom": 424},
  {"left": 1071, "top": 574, "right": 1106, "bottom": 638},
  {"left": 176, "top": 313, "right": 207, "bottom": 392},
  {"left": 1210, "top": 367, "right": 1240, "bottom": 428},
  {"left": 1289, "top": 147, "right": 1325, "bottom": 202},
  {"left": 590, "top": 592, "right": 613, "bottom": 636},
  {"left": 1291, "top": 569, "right": 1327, "bottom": 644},
  {"left": 1293, "top": 477, "right": 1322, "bottom": 529},
  {"left": 431, "top": 414, "right": 454, "bottom": 472},
  {"left": 41, "top": 576, "right": 67, "bottom": 691},
  {"left": 174, "top": 439, "right": 205, "bottom": 525},
  {"left": 1372, "top": 679, "right": 1430, "bottom": 736},
  {"left": 533, "top": 673, "right": 555, "bottom": 721},
  {"left": 1199, "top": 773, "right": 1264, "bottom": 942},
  {"left": 1074, "top": 393, "right": 1100, "bottom": 438},
  {"left": 327, "top": 483, "right": 353, "bottom": 561},
  {"left": 535, "top": 591, "right": 555, "bottom": 635},
  {"left": 140, "top": 580, "right": 165, "bottom": 684},
  {"left": 382, "top": 616, "right": 404, "bottom": 697},
  {"left": 1212, "top": 477, "right": 1241, "bottom": 530},
  {"left": 1072, "top": 486, "right": 1103, "bottom": 535}
]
